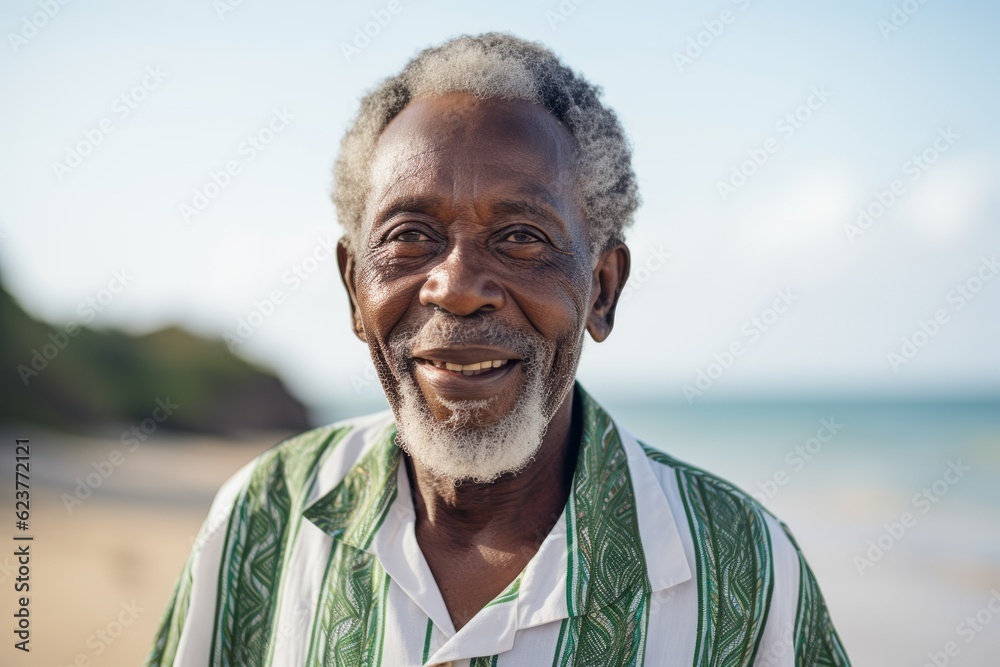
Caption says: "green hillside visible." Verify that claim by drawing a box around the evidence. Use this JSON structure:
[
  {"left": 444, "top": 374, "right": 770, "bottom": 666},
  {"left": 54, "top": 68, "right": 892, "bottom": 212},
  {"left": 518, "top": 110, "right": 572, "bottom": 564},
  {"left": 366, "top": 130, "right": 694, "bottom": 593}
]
[{"left": 0, "top": 280, "right": 311, "bottom": 434}]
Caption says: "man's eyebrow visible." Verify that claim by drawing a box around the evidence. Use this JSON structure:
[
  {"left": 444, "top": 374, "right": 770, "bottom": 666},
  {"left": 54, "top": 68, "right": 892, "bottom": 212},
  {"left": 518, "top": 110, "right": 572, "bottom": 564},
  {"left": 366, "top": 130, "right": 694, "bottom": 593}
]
[
  {"left": 372, "top": 196, "right": 571, "bottom": 232},
  {"left": 490, "top": 199, "right": 569, "bottom": 232},
  {"left": 372, "top": 195, "right": 442, "bottom": 228}
]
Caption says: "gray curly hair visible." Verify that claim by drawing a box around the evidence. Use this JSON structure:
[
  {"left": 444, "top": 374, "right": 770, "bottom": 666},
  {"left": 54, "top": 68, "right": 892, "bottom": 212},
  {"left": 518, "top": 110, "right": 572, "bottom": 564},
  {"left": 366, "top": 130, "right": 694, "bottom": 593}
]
[{"left": 332, "top": 32, "right": 639, "bottom": 260}]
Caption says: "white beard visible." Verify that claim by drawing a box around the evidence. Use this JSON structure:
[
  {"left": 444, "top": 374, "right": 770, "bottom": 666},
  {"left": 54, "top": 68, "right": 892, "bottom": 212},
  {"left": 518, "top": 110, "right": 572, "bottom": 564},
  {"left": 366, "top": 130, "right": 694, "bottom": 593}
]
[{"left": 387, "top": 316, "right": 582, "bottom": 485}]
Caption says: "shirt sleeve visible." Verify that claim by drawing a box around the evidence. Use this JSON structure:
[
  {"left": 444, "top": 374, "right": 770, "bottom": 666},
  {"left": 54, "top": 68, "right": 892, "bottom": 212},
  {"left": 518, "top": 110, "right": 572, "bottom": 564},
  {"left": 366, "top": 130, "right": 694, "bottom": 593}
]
[
  {"left": 777, "top": 519, "right": 852, "bottom": 667},
  {"left": 749, "top": 511, "right": 852, "bottom": 667},
  {"left": 789, "top": 544, "right": 852, "bottom": 666},
  {"left": 143, "top": 459, "right": 258, "bottom": 666}
]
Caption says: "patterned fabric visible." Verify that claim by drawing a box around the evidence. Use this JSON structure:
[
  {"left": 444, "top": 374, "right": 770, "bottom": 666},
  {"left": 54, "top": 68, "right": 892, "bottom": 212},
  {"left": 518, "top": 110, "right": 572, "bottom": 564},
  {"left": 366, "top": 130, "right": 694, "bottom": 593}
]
[
  {"left": 304, "top": 425, "right": 399, "bottom": 666},
  {"left": 785, "top": 529, "right": 853, "bottom": 667},
  {"left": 643, "top": 446, "right": 774, "bottom": 667},
  {"left": 554, "top": 401, "right": 651, "bottom": 666},
  {"left": 145, "top": 381, "right": 851, "bottom": 666}
]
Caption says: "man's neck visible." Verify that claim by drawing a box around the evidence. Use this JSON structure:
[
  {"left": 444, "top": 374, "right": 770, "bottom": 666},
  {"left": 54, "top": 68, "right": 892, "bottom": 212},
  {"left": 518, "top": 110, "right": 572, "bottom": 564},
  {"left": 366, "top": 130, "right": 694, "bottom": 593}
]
[{"left": 404, "top": 384, "right": 581, "bottom": 630}]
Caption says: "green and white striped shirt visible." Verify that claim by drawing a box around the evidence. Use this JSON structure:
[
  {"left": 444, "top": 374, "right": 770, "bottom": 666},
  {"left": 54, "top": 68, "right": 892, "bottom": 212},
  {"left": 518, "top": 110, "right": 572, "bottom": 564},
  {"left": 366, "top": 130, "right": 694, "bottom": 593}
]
[{"left": 146, "top": 381, "right": 850, "bottom": 666}]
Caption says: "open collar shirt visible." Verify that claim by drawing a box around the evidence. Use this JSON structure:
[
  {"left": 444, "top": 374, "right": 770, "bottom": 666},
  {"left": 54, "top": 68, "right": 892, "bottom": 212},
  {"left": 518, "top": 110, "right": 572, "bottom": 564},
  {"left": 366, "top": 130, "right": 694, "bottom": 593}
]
[{"left": 146, "top": 382, "right": 851, "bottom": 666}]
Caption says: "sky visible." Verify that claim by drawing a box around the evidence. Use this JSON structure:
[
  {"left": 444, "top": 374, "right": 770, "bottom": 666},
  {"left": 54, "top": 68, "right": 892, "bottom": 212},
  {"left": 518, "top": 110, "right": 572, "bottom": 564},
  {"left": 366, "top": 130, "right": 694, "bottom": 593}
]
[{"left": 1, "top": 0, "right": 998, "bottom": 413}]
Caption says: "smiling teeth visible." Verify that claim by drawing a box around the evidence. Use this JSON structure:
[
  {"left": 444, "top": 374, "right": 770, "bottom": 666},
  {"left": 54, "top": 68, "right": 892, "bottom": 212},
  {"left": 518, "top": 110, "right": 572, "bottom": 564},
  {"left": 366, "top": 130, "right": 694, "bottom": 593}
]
[{"left": 430, "top": 359, "right": 509, "bottom": 375}]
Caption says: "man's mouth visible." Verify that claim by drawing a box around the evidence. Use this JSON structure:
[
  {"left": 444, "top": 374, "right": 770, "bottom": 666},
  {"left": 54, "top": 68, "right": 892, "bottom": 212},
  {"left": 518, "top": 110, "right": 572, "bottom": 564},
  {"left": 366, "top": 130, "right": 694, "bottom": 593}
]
[
  {"left": 416, "top": 358, "right": 512, "bottom": 377},
  {"left": 405, "top": 343, "right": 528, "bottom": 400}
]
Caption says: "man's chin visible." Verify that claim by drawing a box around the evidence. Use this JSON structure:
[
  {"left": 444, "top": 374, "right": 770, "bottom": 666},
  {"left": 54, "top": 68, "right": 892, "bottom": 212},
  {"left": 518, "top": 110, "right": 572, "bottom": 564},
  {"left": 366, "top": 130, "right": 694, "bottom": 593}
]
[
  {"left": 413, "top": 392, "right": 508, "bottom": 430},
  {"left": 392, "top": 368, "right": 551, "bottom": 484}
]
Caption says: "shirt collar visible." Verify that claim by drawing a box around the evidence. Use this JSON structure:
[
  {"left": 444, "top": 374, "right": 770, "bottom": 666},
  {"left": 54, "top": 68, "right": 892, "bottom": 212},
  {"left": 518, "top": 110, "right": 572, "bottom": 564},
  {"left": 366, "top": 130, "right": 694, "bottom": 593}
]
[
  {"left": 303, "top": 380, "right": 691, "bottom": 625},
  {"left": 303, "top": 419, "right": 401, "bottom": 553},
  {"left": 558, "top": 381, "right": 692, "bottom": 618}
]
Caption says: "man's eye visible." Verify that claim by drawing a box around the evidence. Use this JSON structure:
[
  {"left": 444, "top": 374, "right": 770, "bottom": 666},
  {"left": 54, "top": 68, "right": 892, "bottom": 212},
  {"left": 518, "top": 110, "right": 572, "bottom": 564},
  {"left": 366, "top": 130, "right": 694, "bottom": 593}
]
[
  {"left": 394, "top": 229, "right": 431, "bottom": 242},
  {"left": 505, "top": 230, "right": 540, "bottom": 243}
]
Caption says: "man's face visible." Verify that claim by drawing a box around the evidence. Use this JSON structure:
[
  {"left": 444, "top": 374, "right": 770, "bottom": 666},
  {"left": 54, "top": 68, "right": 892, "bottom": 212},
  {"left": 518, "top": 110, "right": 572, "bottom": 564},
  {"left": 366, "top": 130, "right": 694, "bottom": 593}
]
[{"left": 340, "top": 92, "right": 618, "bottom": 482}]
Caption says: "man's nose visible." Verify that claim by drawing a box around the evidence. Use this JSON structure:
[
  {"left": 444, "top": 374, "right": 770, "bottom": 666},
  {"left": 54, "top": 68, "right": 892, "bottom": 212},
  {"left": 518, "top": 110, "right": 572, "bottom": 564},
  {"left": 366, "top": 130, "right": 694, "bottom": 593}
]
[{"left": 419, "top": 245, "right": 505, "bottom": 316}]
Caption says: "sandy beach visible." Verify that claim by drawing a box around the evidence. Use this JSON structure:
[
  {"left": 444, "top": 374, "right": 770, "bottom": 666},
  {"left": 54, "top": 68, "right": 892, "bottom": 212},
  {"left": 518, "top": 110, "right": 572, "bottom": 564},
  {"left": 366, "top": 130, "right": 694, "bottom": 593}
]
[
  {"left": 1, "top": 413, "right": 998, "bottom": 666},
  {"left": 0, "top": 427, "right": 280, "bottom": 667}
]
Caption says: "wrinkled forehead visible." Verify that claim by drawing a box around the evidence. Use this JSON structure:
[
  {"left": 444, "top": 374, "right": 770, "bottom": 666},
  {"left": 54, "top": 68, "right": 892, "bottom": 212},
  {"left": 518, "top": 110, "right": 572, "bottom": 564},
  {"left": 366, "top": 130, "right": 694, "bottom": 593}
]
[{"left": 363, "top": 93, "right": 581, "bottom": 229}]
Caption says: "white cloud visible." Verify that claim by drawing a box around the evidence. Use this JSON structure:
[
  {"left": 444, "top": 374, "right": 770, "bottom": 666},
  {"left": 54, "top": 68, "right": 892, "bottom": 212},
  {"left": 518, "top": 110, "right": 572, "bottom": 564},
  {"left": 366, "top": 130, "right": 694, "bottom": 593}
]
[{"left": 903, "top": 157, "right": 996, "bottom": 243}]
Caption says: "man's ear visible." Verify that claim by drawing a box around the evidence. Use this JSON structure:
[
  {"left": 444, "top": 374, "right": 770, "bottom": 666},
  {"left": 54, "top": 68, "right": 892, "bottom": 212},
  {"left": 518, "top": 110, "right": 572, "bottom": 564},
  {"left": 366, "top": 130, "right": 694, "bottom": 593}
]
[
  {"left": 586, "top": 242, "right": 630, "bottom": 343},
  {"left": 337, "top": 238, "right": 367, "bottom": 342}
]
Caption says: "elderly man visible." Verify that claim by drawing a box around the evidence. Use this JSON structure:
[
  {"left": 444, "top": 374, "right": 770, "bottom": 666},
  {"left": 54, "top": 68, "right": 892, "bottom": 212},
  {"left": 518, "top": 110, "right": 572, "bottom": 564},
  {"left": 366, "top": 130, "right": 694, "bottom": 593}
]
[{"left": 147, "top": 33, "right": 850, "bottom": 667}]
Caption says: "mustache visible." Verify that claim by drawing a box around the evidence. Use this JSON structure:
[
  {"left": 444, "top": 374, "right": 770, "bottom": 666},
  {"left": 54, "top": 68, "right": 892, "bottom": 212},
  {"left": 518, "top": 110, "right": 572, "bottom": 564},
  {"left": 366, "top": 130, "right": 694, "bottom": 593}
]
[{"left": 389, "top": 315, "right": 548, "bottom": 361}]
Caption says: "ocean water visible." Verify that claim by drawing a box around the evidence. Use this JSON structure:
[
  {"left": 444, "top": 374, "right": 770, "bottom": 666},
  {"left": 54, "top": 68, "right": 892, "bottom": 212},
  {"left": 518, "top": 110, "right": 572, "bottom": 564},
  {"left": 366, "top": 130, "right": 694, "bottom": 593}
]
[
  {"left": 601, "top": 398, "right": 1000, "bottom": 511},
  {"left": 600, "top": 397, "right": 1000, "bottom": 665}
]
